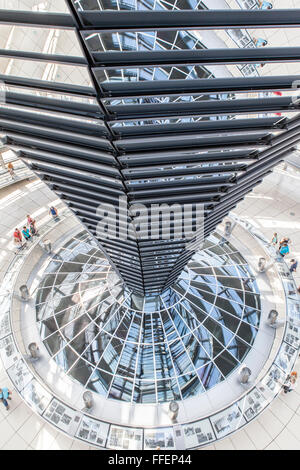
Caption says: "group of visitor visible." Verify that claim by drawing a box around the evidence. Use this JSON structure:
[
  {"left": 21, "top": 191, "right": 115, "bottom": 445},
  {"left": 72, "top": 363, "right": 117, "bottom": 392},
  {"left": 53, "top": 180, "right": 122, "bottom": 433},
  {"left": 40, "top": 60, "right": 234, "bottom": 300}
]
[
  {"left": 13, "top": 207, "right": 59, "bottom": 251},
  {"left": 270, "top": 233, "right": 295, "bottom": 262},
  {"left": 13, "top": 215, "right": 38, "bottom": 250}
]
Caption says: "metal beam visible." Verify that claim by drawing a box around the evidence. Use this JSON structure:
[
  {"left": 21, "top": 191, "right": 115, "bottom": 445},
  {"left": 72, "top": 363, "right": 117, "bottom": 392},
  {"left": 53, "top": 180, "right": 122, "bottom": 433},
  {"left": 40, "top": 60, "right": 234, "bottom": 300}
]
[
  {"left": 40, "top": 172, "right": 123, "bottom": 198},
  {"left": 123, "top": 164, "right": 247, "bottom": 179},
  {"left": 119, "top": 149, "right": 258, "bottom": 167},
  {"left": 92, "top": 47, "right": 300, "bottom": 67},
  {"left": 100, "top": 75, "right": 300, "bottom": 98},
  {"left": 0, "top": 49, "right": 86, "bottom": 65},
  {"left": 0, "top": 108, "right": 102, "bottom": 135},
  {"left": 112, "top": 117, "right": 284, "bottom": 138},
  {"left": 26, "top": 159, "right": 124, "bottom": 190},
  {"left": 107, "top": 96, "right": 298, "bottom": 120},
  {"left": 116, "top": 132, "right": 270, "bottom": 152},
  {"left": 4, "top": 2, "right": 300, "bottom": 296},
  {"left": 4, "top": 91, "right": 102, "bottom": 118},
  {"left": 4, "top": 133, "right": 114, "bottom": 161},
  {"left": 0, "top": 119, "right": 110, "bottom": 146},
  {"left": 78, "top": 9, "right": 300, "bottom": 30},
  {"left": 0, "top": 74, "right": 95, "bottom": 97},
  {"left": 19, "top": 148, "right": 120, "bottom": 178},
  {"left": 128, "top": 183, "right": 234, "bottom": 198},
  {"left": 0, "top": 9, "right": 74, "bottom": 28}
]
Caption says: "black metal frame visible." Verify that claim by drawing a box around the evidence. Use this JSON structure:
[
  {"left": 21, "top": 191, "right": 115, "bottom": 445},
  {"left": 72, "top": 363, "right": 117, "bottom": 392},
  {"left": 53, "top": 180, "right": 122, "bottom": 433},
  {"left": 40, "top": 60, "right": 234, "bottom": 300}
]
[{"left": 1, "top": 3, "right": 300, "bottom": 294}]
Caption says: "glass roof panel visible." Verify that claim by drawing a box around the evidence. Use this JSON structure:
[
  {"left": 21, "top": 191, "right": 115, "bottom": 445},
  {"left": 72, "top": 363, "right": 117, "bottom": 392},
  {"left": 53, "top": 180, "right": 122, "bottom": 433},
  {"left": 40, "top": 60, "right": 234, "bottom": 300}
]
[{"left": 37, "top": 230, "right": 260, "bottom": 403}]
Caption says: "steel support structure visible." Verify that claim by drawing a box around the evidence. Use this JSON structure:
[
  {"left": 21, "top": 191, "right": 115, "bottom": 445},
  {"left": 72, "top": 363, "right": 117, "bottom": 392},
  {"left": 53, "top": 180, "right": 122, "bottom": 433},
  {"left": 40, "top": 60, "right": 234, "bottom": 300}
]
[{"left": 0, "top": 4, "right": 300, "bottom": 294}]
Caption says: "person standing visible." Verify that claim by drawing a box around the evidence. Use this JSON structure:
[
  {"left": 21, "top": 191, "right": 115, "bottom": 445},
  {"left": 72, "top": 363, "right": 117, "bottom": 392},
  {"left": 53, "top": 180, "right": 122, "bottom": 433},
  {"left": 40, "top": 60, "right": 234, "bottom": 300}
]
[
  {"left": 253, "top": 38, "right": 268, "bottom": 47},
  {"left": 290, "top": 259, "right": 298, "bottom": 273},
  {"left": 22, "top": 226, "right": 32, "bottom": 242},
  {"left": 258, "top": 1, "right": 273, "bottom": 9},
  {"left": 49, "top": 206, "right": 58, "bottom": 220},
  {"left": 279, "top": 237, "right": 291, "bottom": 248},
  {"left": 27, "top": 215, "right": 38, "bottom": 236},
  {"left": 271, "top": 232, "right": 278, "bottom": 246},
  {"left": 7, "top": 162, "right": 15, "bottom": 179},
  {"left": 283, "top": 372, "right": 298, "bottom": 394},
  {"left": 27, "top": 215, "right": 34, "bottom": 227},
  {"left": 29, "top": 223, "right": 38, "bottom": 237},
  {"left": 13, "top": 228, "right": 23, "bottom": 250},
  {"left": 279, "top": 243, "right": 289, "bottom": 258},
  {"left": 0, "top": 387, "right": 12, "bottom": 411}
]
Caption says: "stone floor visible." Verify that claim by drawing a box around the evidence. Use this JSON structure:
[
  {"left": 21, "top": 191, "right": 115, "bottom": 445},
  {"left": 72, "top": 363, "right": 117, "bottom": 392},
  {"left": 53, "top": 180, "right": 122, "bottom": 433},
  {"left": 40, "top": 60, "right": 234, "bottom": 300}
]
[{"left": 0, "top": 163, "right": 300, "bottom": 450}]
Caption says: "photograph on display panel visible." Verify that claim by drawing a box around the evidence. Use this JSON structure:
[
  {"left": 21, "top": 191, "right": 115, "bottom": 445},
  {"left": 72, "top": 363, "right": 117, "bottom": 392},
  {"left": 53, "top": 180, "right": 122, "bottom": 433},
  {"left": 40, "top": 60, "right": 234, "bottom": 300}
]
[
  {"left": 144, "top": 428, "right": 176, "bottom": 450},
  {"left": 43, "top": 399, "right": 81, "bottom": 434},
  {"left": 183, "top": 418, "right": 216, "bottom": 448},
  {"left": 107, "top": 425, "right": 143, "bottom": 450},
  {"left": 76, "top": 416, "right": 110, "bottom": 447}
]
